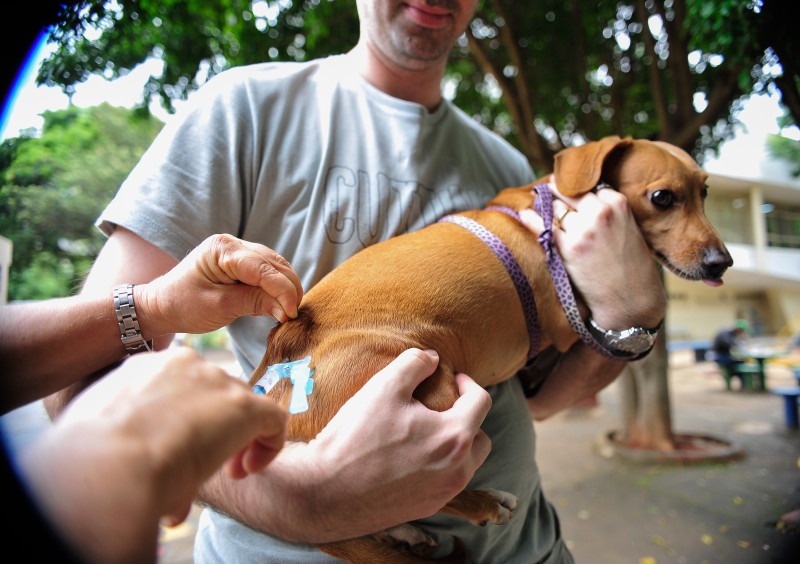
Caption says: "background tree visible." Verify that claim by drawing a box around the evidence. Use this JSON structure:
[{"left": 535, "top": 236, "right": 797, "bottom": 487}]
[
  {"left": 766, "top": 113, "right": 800, "bottom": 177},
  {"left": 26, "top": 0, "right": 798, "bottom": 452},
  {"left": 0, "top": 104, "right": 162, "bottom": 300},
  {"left": 38, "top": 1, "right": 797, "bottom": 174}
]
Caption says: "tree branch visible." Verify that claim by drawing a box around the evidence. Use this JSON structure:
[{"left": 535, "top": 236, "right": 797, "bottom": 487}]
[
  {"left": 659, "top": 0, "right": 694, "bottom": 125},
  {"left": 491, "top": 0, "right": 551, "bottom": 163},
  {"left": 635, "top": 0, "right": 671, "bottom": 137},
  {"left": 672, "top": 66, "right": 742, "bottom": 150},
  {"left": 465, "top": 30, "right": 527, "bottom": 154},
  {"left": 571, "top": 0, "right": 596, "bottom": 140}
]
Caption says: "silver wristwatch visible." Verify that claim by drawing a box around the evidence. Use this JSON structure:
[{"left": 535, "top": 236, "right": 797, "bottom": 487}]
[
  {"left": 113, "top": 284, "right": 153, "bottom": 353},
  {"left": 587, "top": 317, "right": 661, "bottom": 359}
]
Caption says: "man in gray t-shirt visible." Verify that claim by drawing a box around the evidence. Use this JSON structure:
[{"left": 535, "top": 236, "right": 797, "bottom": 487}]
[{"left": 54, "top": 1, "right": 665, "bottom": 562}]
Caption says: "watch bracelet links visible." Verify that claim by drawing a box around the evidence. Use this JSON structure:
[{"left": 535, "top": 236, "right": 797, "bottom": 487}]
[{"left": 113, "top": 284, "right": 153, "bottom": 354}]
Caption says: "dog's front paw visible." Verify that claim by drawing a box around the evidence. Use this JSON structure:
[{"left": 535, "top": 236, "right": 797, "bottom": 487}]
[{"left": 372, "top": 523, "right": 438, "bottom": 556}]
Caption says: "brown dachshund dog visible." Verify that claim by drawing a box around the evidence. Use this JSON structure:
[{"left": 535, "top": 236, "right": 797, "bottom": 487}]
[{"left": 249, "top": 136, "right": 732, "bottom": 562}]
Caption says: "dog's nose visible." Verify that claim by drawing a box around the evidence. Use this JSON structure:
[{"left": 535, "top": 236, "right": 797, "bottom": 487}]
[{"left": 703, "top": 247, "right": 733, "bottom": 279}]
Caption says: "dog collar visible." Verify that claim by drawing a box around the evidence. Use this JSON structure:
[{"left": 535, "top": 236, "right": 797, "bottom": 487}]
[
  {"left": 438, "top": 211, "right": 542, "bottom": 360},
  {"left": 532, "top": 182, "right": 630, "bottom": 361}
]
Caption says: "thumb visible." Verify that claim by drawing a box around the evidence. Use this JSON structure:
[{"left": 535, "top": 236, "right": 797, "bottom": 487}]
[
  {"left": 234, "top": 283, "right": 293, "bottom": 323},
  {"left": 372, "top": 349, "right": 440, "bottom": 395}
]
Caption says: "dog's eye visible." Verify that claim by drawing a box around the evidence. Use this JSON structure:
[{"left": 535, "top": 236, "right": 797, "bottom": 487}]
[
  {"left": 651, "top": 190, "right": 674, "bottom": 208},
  {"left": 701, "top": 187, "right": 709, "bottom": 199}
]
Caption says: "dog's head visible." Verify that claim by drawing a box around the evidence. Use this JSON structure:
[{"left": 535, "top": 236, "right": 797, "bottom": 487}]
[{"left": 553, "top": 135, "right": 733, "bottom": 285}]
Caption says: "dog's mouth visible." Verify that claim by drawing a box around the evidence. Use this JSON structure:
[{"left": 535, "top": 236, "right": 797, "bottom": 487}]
[{"left": 654, "top": 251, "right": 726, "bottom": 287}]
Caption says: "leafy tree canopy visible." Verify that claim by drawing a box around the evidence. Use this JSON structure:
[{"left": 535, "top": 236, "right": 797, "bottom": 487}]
[
  {"left": 0, "top": 103, "right": 162, "bottom": 300},
  {"left": 36, "top": 1, "right": 799, "bottom": 174}
]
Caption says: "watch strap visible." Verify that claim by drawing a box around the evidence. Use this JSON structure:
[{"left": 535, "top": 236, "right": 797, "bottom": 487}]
[{"left": 113, "top": 284, "right": 153, "bottom": 354}]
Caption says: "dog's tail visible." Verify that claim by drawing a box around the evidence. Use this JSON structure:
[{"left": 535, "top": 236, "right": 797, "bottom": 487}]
[{"left": 249, "top": 306, "right": 318, "bottom": 387}]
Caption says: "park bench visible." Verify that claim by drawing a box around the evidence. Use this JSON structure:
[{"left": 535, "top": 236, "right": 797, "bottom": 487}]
[{"left": 772, "top": 387, "right": 800, "bottom": 428}]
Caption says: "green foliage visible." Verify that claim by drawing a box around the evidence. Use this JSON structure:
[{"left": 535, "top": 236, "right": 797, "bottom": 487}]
[
  {"left": 0, "top": 103, "right": 162, "bottom": 300},
  {"left": 180, "top": 328, "right": 230, "bottom": 351},
  {"left": 453, "top": 0, "right": 782, "bottom": 172},
  {"left": 39, "top": 0, "right": 359, "bottom": 112},
  {"left": 766, "top": 134, "right": 800, "bottom": 177},
  {"left": 34, "top": 0, "right": 797, "bottom": 172},
  {"left": 38, "top": 0, "right": 791, "bottom": 174}
]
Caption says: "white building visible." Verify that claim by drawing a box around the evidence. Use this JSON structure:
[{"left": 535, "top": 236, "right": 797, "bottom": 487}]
[{"left": 665, "top": 101, "right": 800, "bottom": 342}]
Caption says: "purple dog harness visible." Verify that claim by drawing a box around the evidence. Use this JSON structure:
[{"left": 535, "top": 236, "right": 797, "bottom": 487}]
[
  {"left": 440, "top": 182, "right": 620, "bottom": 362},
  {"left": 438, "top": 210, "right": 542, "bottom": 360}
]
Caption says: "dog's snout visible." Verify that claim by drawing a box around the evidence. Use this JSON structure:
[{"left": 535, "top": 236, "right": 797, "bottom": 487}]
[{"left": 703, "top": 247, "right": 733, "bottom": 279}]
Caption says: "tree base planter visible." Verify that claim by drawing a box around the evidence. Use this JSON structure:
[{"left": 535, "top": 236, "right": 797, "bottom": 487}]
[{"left": 593, "top": 430, "right": 745, "bottom": 464}]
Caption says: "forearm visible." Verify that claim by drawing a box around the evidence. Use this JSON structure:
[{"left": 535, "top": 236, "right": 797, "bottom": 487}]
[
  {"left": 198, "top": 442, "right": 392, "bottom": 544},
  {"left": 0, "top": 296, "right": 133, "bottom": 415},
  {"left": 527, "top": 341, "right": 625, "bottom": 421},
  {"left": 197, "top": 349, "right": 492, "bottom": 544}
]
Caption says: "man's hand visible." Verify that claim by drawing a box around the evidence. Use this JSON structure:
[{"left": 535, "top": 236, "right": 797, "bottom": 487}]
[
  {"left": 520, "top": 176, "right": 665, "bottom": 330},
  {"left": 139, "top": 234, "right": 304, "bottom": 337},
  {"left": 199, "top": 348, "right": 493, "bottom": 543},
  {"left": 22, "top": 348, "right": 288, "bottom": 564},
  {"left": 308, "top": 349, "right": 493, "bottom": 522}
]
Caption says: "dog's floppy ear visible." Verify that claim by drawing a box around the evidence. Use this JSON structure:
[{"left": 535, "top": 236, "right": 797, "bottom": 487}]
[{"left": 553, "top": 136, "right": 633, "bottom": 196}]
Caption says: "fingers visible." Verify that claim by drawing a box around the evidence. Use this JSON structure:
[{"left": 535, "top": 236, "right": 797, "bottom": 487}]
[
  {"left": 520, "top": 181, "right": 630, "bottom": 241},
  {"left": 551, "top": 199, "right": 575, "bottom": 230},
  {"left": 370, "top": 348, "right": 441, "bottom": 394},
  {"left": 517, "top": 181, "right": 582, "bottom": 235},
  {"left": 209, "top": 235, "right": 303, "bottom": 322},
  {"left": 236, "top": 400, "right": 288, "bottom": 476},
  {"left": 239, "top": 239, "right": 304, "bottom": 321},
  {"left": 450, "top": 373, "right": 492, "bottom": 466},
  {"left": 220, "top": 387, "right": 288, "bottom": 479},
  {"left": 161, "top": 497, "right": 193, "bottom": 528},
  {"left": 189, "top": 234, "right": 302, "bottom": 323},
  {"left": 451, "top": 372, "right": 492, "bottom": 430},
  {"left": 550, "top": 181, "right": 630, "bottom": 224}
]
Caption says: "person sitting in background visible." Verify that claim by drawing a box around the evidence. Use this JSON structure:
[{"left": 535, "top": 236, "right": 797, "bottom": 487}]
[{"left": 708, "top": 319, "right": 750, "bottom": 387}]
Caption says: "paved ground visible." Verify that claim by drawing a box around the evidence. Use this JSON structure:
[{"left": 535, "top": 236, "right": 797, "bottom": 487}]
[
  {"left": 4, "top": 350, "right": 799, "bottom": 563},
  {"left": 536, "top": 353, "right": 800, "bottom": 564}
]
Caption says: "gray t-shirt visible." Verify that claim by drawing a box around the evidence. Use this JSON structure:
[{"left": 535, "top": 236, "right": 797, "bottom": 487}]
[{"left": 98, "top": 55, "right": 571, "bottom": 563}]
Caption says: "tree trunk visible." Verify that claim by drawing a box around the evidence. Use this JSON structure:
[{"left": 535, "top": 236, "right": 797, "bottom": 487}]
[{"left": 615, "top": 329, "right": 676, "bottom": 450}]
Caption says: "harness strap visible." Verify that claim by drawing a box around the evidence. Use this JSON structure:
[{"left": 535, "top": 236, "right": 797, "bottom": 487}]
[
  {"left": 532, "top": 183, "right": 621, "bottom": 361},
  {"left": 438, "top": 212, "right": 542, "bottom": 361}
]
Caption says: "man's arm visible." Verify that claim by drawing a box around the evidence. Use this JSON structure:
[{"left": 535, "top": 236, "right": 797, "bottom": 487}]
[
  {"left": 198, "top": 349, "right": 493, "bottom": 543},
  {"left": 521, "top": 180, "right": 667, "bottom": 419},
  {"left": 32, "top": 228, "right": 301, "bottom": 416},
  {"left": 526, "top": 342, "right": 624, "bottom": 420},
  {"left": 21, "top": 348, "right": 288, "bottom": 564}
]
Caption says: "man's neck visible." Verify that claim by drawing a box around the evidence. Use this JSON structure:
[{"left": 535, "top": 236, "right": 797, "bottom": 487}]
[{"left": 347, "top": 42, "right": 445, "bottom": 112}]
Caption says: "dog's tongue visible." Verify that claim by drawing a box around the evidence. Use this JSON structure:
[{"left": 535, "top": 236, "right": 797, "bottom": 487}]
[{"left": 703, "top": 279, "right": 723, "bottom": 287}]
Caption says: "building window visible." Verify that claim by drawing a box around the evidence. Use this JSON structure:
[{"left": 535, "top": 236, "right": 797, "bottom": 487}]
[
  {"left": 765, "top": 204, "right": 800, "bottom": 248},
  {"left": 705, "top": 193, "right": 752, "bottom": 244}
]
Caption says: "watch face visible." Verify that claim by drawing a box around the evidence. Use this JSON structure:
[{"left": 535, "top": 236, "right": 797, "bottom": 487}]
[{"left": 611, "top": 331, "right": 655, "bottom": 354}]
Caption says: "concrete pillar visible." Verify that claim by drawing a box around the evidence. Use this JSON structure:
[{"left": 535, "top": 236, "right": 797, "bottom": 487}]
[{"left": 749, "top": 184, "right": 767, "bottom": 271}]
